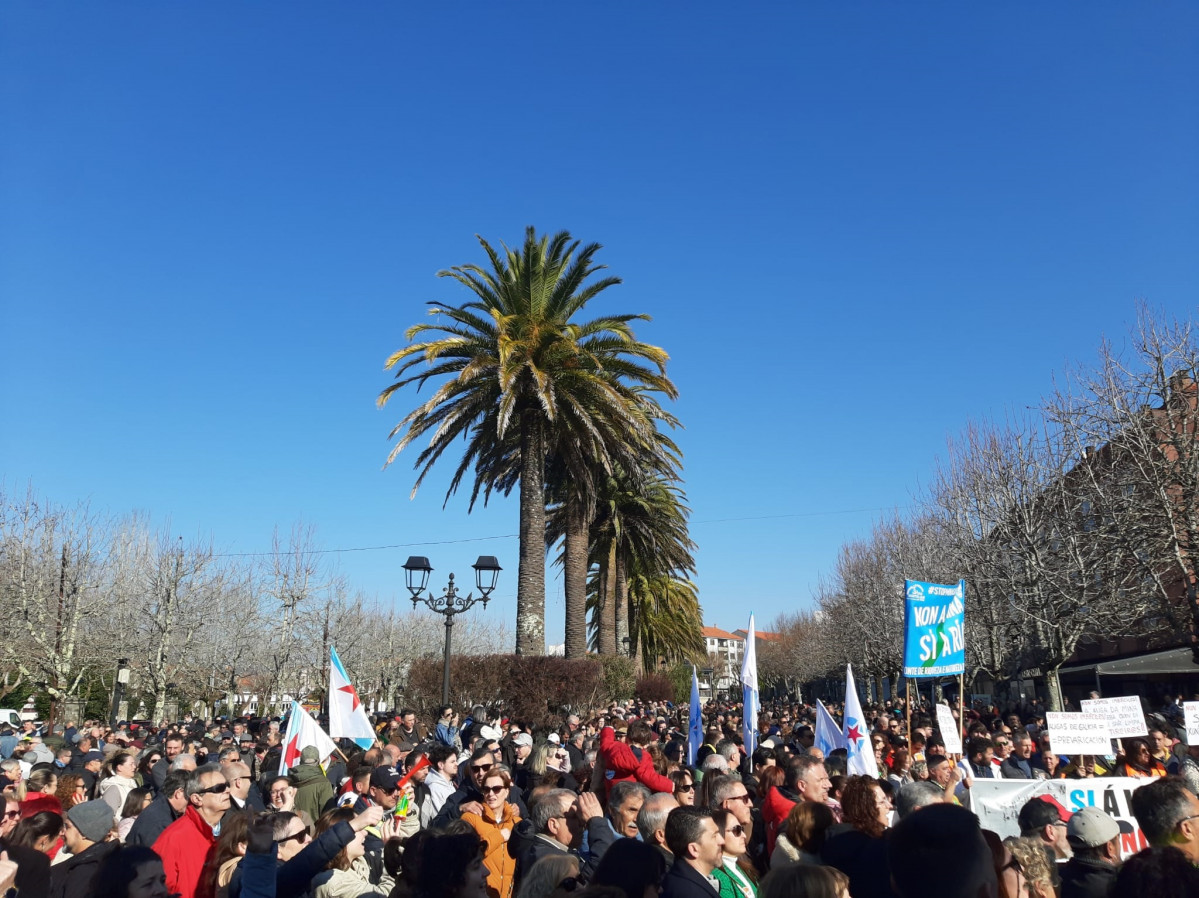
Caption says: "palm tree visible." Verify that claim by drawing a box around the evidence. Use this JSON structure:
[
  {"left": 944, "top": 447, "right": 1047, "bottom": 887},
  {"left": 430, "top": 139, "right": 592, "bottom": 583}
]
[
  {"left": 626, "top": 568, "right": 705, "bottom": 669},
  {"left": 378, "top": 227, "right": 674, "bottom": 656},
  {"left": 588, "top": 468, "right": 697, "bottom": 657}
]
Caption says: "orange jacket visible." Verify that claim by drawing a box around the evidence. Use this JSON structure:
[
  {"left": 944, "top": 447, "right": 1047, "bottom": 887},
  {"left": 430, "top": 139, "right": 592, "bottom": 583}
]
[{"left": 463, "top": 802, "right": 521, "bottom": 898}]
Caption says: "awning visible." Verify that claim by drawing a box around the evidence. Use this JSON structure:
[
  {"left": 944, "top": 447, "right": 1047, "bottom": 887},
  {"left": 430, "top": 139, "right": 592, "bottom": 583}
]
[{"left": 1058, "top": 646, "right": 1199, "bottom": 677}]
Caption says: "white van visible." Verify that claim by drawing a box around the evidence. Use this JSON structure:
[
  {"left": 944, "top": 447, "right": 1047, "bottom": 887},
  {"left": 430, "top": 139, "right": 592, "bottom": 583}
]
[{"left": 0, "top": 710, "right": 22, "bottom": 729}]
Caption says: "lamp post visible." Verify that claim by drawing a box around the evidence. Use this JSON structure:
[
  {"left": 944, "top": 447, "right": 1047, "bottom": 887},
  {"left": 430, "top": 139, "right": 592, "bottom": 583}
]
[
  {"left": 403, "top": 556, "right": 502, "bottom": 706},
  {"left": 109, "top": 658, "right": 130, "bottom": 729}
]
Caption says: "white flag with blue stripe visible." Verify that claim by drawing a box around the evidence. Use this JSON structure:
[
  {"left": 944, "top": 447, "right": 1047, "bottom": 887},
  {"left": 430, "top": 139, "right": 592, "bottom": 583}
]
[{"left": 741, "top": 615, "right": 759, "bottom": 754}]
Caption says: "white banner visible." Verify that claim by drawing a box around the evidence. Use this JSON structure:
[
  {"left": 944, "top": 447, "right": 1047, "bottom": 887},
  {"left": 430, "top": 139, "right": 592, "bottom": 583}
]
[
  {"left": 1080, "top": 696, "right": 1148, "bottom": 739},
  {"left": 1185, "top": 702, "right": 1199, "bottom": 745},
  {"left": 970, "top": 778, "right": 1150, "bottom": 859},
  {"left": 1045, "top": 712, "right": 1112, "bottom": 755},
  {"left": 936, "top": 703, "right": 962, "bottom": 755}
]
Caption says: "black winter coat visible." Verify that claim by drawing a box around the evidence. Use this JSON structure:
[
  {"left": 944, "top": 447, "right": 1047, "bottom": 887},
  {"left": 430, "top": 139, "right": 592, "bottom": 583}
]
[
  {"left": 661, "top": 859, "right": 721, "bottom": 898},
  {"left": 48, "top": 840, "right": 119, "bottom": 898}
]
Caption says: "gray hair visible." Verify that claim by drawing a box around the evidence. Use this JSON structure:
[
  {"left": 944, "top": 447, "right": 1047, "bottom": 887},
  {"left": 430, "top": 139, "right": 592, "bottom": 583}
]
[
  {"left": 895, "top": 780, "right": 945, "bottom": 819},
  {"left": 638, "top": 792, "right": 678, "bottom": 841},
  {"left": 715, "top": 739, "right": 740, "bottom": 763},
  {"left": 700, "top": 753, "right": 728, "bottom": 774},
  {"left": 707, "top": 774, "right": 745, "bottom": 809},
  {"left": 609, "top": 781, "right": 650, "bottom": 809},
  {"left": 184, "top": 763, "right": 223, "bottom": 800},
  {"left": 170, "top": 753, "right": 196, "bottom": 771},
  {"left": 530, "top": 788, "right": 575, "bottom": 833}
]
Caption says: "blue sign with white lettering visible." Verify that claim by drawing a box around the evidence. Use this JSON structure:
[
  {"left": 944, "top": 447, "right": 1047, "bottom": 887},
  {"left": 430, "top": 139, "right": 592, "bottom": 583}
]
[{"left": 903, "top": 579, "right": 966, "bottom": 678}]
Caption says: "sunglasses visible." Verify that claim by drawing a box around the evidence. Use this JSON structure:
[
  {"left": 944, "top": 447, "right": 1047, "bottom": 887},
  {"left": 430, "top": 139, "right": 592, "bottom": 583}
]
[
  {"left": 471, "top": 764, "right": 494, "bottom": 774},
  {"left": 2, "top": 811, "right": 18, "bottom": 820},
  {"left": 197, "top": 782, "right": 229, "bottom": 795},
  {"left": 275, "top": 829, "right": 310, "bottom": 846},
  {"left": 675, "top": 783, "right": 695, "bottom": 792},
  {"left": 726, "top": 824, "right": 745, "bottom": 837},
  {"left": 725, "top": 793, "right": 752, "bottom": 803},
  {"left": 483, "top": 785, "right": 507, "bottom": 794}
]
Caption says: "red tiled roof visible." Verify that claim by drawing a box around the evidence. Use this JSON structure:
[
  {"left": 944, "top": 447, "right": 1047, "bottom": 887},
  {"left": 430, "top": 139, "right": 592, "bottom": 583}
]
[{"left": 702, "top": 626, "right": 739, "bottom": 640}]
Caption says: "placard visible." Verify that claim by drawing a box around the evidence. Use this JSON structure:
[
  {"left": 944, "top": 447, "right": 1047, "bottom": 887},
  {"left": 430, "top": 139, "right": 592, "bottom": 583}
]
[
  {"left": 1080, "top": 696, "right": 1148, "bottom": 739},
  {"left": 971, "top": 778, "right": 1150, "bottom": 859},
  {"left": 1184, "top": 702, "right": 1199, "bottom": 745},
  {"left": 936, "top": 703, "right": 962, "bottom": 755},
  {"left": 1045, "top": 712, "right": 1112, "bottom": 755},
  {"left": 902, "top": 579, "right": 965, "bottom": 677}
]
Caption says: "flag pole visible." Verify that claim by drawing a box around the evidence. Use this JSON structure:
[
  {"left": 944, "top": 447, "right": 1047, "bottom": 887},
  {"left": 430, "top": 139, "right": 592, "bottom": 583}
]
[
  {"left": 958, "top": 672, "right": 966, "bottom": 761},
  {"left": 905, "top": 678, "right": 912, "bottom": 747}
]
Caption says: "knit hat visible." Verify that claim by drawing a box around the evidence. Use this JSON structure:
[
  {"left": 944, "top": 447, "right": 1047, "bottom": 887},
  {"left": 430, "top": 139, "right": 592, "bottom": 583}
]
[
  {"left": 67, "top": 800, "right": 115, "bottom": 843},
  {"left": 299, "top": 746, "right": 321, "bottom": 765}
]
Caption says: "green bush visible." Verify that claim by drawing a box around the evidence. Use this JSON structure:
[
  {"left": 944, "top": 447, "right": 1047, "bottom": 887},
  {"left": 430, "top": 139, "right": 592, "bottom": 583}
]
[{"left": 598, "top": 655, "right": 636, "bottom": 702}]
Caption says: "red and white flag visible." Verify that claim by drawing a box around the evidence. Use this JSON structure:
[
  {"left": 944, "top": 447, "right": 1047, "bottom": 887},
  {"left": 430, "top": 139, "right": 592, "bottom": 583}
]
[
  {"left": 329, "top": 646, "right": 376, "bottom": 749},
  {"left": 279, "top": 701, "right": 338, "bottom": 776}
]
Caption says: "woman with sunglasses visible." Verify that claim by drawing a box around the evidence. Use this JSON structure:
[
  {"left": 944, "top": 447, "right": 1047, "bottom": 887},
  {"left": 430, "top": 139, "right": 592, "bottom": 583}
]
[
  {"left": 711, "top": 809, "right": 759, "bottom": 898},
  {"left": 669, "top": 769, "right": 696, "bottom": 807},
  {"left": 1117, "top": 737, "right": 1168, "bottom": 778},
  {"left": 461, "top": 770, "right": 521, "bottom": 898},
  {"left": 312, "top": 806, "right": 396, "bottom": 898}
]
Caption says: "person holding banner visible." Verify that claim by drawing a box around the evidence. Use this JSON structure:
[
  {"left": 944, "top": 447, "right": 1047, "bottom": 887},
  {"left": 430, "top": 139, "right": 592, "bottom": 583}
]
[{"left": 1115, "top": 738, "right": 1167, "bottom": 778}]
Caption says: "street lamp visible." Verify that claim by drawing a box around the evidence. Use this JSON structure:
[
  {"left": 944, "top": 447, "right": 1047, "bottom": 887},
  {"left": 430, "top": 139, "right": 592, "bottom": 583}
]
[
  {"left": 109, "top": 658, "right": 130, "bottom": 729},
  {"left": 403, "top": 555, "right": 502, "bottom": 706}
]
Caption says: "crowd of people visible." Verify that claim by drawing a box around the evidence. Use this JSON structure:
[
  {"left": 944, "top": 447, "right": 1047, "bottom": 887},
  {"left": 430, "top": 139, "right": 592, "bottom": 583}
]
[{"left": 0, "top": 692, "right": 1196, "bottom": 898}]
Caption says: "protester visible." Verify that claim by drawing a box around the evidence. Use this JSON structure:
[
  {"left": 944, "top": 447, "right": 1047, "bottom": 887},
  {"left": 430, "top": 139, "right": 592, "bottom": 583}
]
[
  {"left": 888, "top": 803, "right": 997, "bottom": 898},
  {"left": 1130, "top": 775, "right": 1199, "bottom": 863},
  {"left": 1055, "top": 806, "right": 1120, "bottom": 898},
  {"left": 662, "top": 807, "right": 725, "bottom": 898},
  {"left": 1016, "top": 797, "right": 1071, "bottom": 863},
  {"left": 293, "top": 747, "right": 336, "bottom": 826},
  {"left": 1004, "top": 836, "right": 1057, "bottom": 898},
  {"left": 1117, "top": 738, "right": 1168, "bottom": 778},
  {"left": 771, "top": 800, "right": 833, "bottom": 869},
  {"left": 421, "top": 745, "right": 461, "bottom": 828},
  {"left": 99, "top": 752, "right": 141, "bottom": 815},
  {"left": 514, "top": 855, "right": 580, "bottom": 898},
  {"left": 461, "top": 768, "right": 521, "bottom": 898},
  {"left": 592, "top": 838, "right": 668, "bottom": 898},
  {"left": 207, "top": 812, "right": 250, "bottom": 898},
  {"left": 513, "top": 790, "right": 611, "bottom": 883},
  {"left": 1110, "top": 845, "right": 1199, "bottom": 898},
  {"left": 153, "top": 764, "right": 231, "bottom": 898},
  {"left": 638, "top": 791, "right": 679, "bottom": 866},
  {"left": 758, "top": 863, "right": 849, "bottom": 898},
  {"left": 670, "top": 771, "right": 697, "bottom": 808},
  {"left": 117, "top": 787, "right": 153, "bottom": 842},
  {"left": 311, "top": 806, "right": 394, "bottom": 898},
  {"left": 50, "top": 799, "right": 119, "bottom": 897},
  {"left": 711, "top": 809, "right": 758, "bottom": 898},
  {"left": 820, "top": 777, "right": 891, "bottom": 898},
  {"left": 10, "top": 809, "right": 63, "bottom": 855},
  {"left": 416, "top": 831, "right": 488, "bottom": 898},
  {"left": 609, "top": 782, "right": 650, "bottom": 841},
  {"left": 128, "top": 770, "right": 190, "bottom": 848}
]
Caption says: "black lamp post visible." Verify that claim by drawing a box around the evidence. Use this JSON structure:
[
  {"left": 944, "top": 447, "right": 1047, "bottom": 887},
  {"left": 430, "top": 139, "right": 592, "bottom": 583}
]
[
  {"left": 109, "top": 658, "right": 130, "bottom": 729},
  {"left": 403, "top": 556, "right": 502, "bottom": 706}
]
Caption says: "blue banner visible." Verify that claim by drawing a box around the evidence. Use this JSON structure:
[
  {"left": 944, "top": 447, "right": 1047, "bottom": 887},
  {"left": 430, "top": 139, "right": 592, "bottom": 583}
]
[{"left": 902, "top": 578, "right": 965, "bottom": 678}]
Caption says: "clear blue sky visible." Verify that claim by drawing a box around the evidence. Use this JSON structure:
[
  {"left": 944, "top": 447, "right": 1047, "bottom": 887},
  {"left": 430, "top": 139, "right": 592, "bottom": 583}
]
[{"left": 3, "top": 3, "right": 1196, "bottom": 644}]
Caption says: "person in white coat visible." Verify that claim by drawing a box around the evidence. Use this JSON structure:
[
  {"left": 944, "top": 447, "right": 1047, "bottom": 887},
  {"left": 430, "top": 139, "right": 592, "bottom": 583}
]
[{"left": 98, "top": 752, "right": 139, "bottom": 815}]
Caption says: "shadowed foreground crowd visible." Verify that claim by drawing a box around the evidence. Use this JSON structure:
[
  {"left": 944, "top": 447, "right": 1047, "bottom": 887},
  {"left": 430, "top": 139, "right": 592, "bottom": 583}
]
[{"left": 0, "top": 695, "right": 1197, "bottom": 898}]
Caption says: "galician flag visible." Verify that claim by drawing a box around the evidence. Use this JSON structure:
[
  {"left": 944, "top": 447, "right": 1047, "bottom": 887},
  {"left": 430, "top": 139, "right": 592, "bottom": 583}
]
[
  {"left": 843, "top": 664, "right": 879, "bottom": 777},
  {"left": 688, "top": 665, "right": 703, "bottom": 767},
  {"left": 329, "top": 646, "right": 376, "bottom": 749},
  {"left": 815, "top": 699, "right": 848, "bottom": 757},
  {"left": 741, "top": 614, "right": 759, "bottom": 754},
  {"left": 279, "top": 701, "right": 338, "bottom": 776}
]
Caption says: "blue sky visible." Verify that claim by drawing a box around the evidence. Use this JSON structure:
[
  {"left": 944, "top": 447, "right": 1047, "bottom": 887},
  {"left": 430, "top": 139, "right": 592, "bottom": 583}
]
[{"left": 2, "top": 3, "right": 1196, "bottom": 644}]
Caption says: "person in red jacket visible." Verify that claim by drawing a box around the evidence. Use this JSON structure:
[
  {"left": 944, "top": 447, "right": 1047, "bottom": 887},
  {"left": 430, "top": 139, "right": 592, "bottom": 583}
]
[
  {"left": 153, "top": 763, "right": 230, "bottom": 898},
  {"left": 600, "top": 720, "right": 674, "bottom": 799}
]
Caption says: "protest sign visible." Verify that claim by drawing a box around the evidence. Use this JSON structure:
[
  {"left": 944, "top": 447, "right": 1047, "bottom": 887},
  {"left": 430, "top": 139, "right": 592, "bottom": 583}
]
[
  {"left": 1080, "top": 696, "right": 1148, "bottom": 739},
  {"left": 936, "top": 703, "right": 962, "bottom": 755},
  {"left": 1185, "top": 702, "right": 1199, "bottom": 746},
  {"left": 971, "top": 778, "right": 1150, "bottom": 859},
  {"left": 902, "top": 579, "right": 965, "bottom": 677},
  {"left": 1045, "top": 712, "right": 1112, "bottom": 755}
]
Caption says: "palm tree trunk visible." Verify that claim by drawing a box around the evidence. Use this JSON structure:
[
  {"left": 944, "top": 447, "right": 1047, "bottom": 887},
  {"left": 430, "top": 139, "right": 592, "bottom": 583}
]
[
  {"left": 516, "top": 410, "right": 546, "bottom": 656},
  {"left": 598, "top": 541, "right": 617, "bottom": 655},
  {"left": 563, "top": 492, "right": 589, "bottom": 659},
  {"left": 615, "top": 554, "right": 629, "bottom": 655}
]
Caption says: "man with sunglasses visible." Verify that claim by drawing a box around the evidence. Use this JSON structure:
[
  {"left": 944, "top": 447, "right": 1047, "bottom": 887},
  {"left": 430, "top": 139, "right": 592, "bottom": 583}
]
[
  {"left": 433, "top": 746, "right": 528, "bottom": 827},
  {"left": 153, "top": 763, "right": 231, "bottom": 898}
]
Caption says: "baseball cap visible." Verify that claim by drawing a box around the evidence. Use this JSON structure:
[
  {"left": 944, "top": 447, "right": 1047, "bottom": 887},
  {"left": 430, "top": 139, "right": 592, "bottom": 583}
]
[
  {"left": 478, "top": 725, "right": 501, "bottom": 743},
  {"left": 299, "top": 746, "right": 321, "bottom": 765},
  {"left": 1018, "top": 797, "right": 1064, "bottom": 833},
  {"left": 370, "top": 765, "right": 402, "bottom": 791},
  {"left": 512, "top": 733, "right": 533, "bottom": 748},
  {"left": 546, "top": 733, "right": 561, "bottom": 744},
  {"left": 82, "top": 750, "right": 104, "bottom": 763},
  {"left": 1067, "top": 806, "right": 1120, "bottom": 847}
]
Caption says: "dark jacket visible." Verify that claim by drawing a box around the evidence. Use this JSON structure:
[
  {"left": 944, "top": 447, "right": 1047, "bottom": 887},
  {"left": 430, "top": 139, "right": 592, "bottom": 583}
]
[
  {"left": 126, "top": 791, "right": 183, "bottom": 847},
  {"left": 661, "top": 859, "right": 721, "bottom": 898},
  {"left": 49, "top": 839, "right": 119, "bottom": 898},
  {"left": 511, "top": 814, "right": 616, "bottom": 884},
  {"left": 0, "top": 837, "right": 50, "bottom": 898},
  {"left": 230, "top": 819, "right": 355, "bottom": 898},
  {"left": 999, "top": 757, "right": 1034, "bottom": 780},
  {"left": 820, "top": 827, "right": 897, "bottom": 898},
  {"left": 1060, "top": 855, "right": 1119, "bottom": 898}
]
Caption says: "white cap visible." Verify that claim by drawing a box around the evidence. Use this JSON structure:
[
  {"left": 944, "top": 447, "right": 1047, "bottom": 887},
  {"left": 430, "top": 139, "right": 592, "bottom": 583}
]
[{"left": 547, "top": 733, "right": 561, "bottom": 744}]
